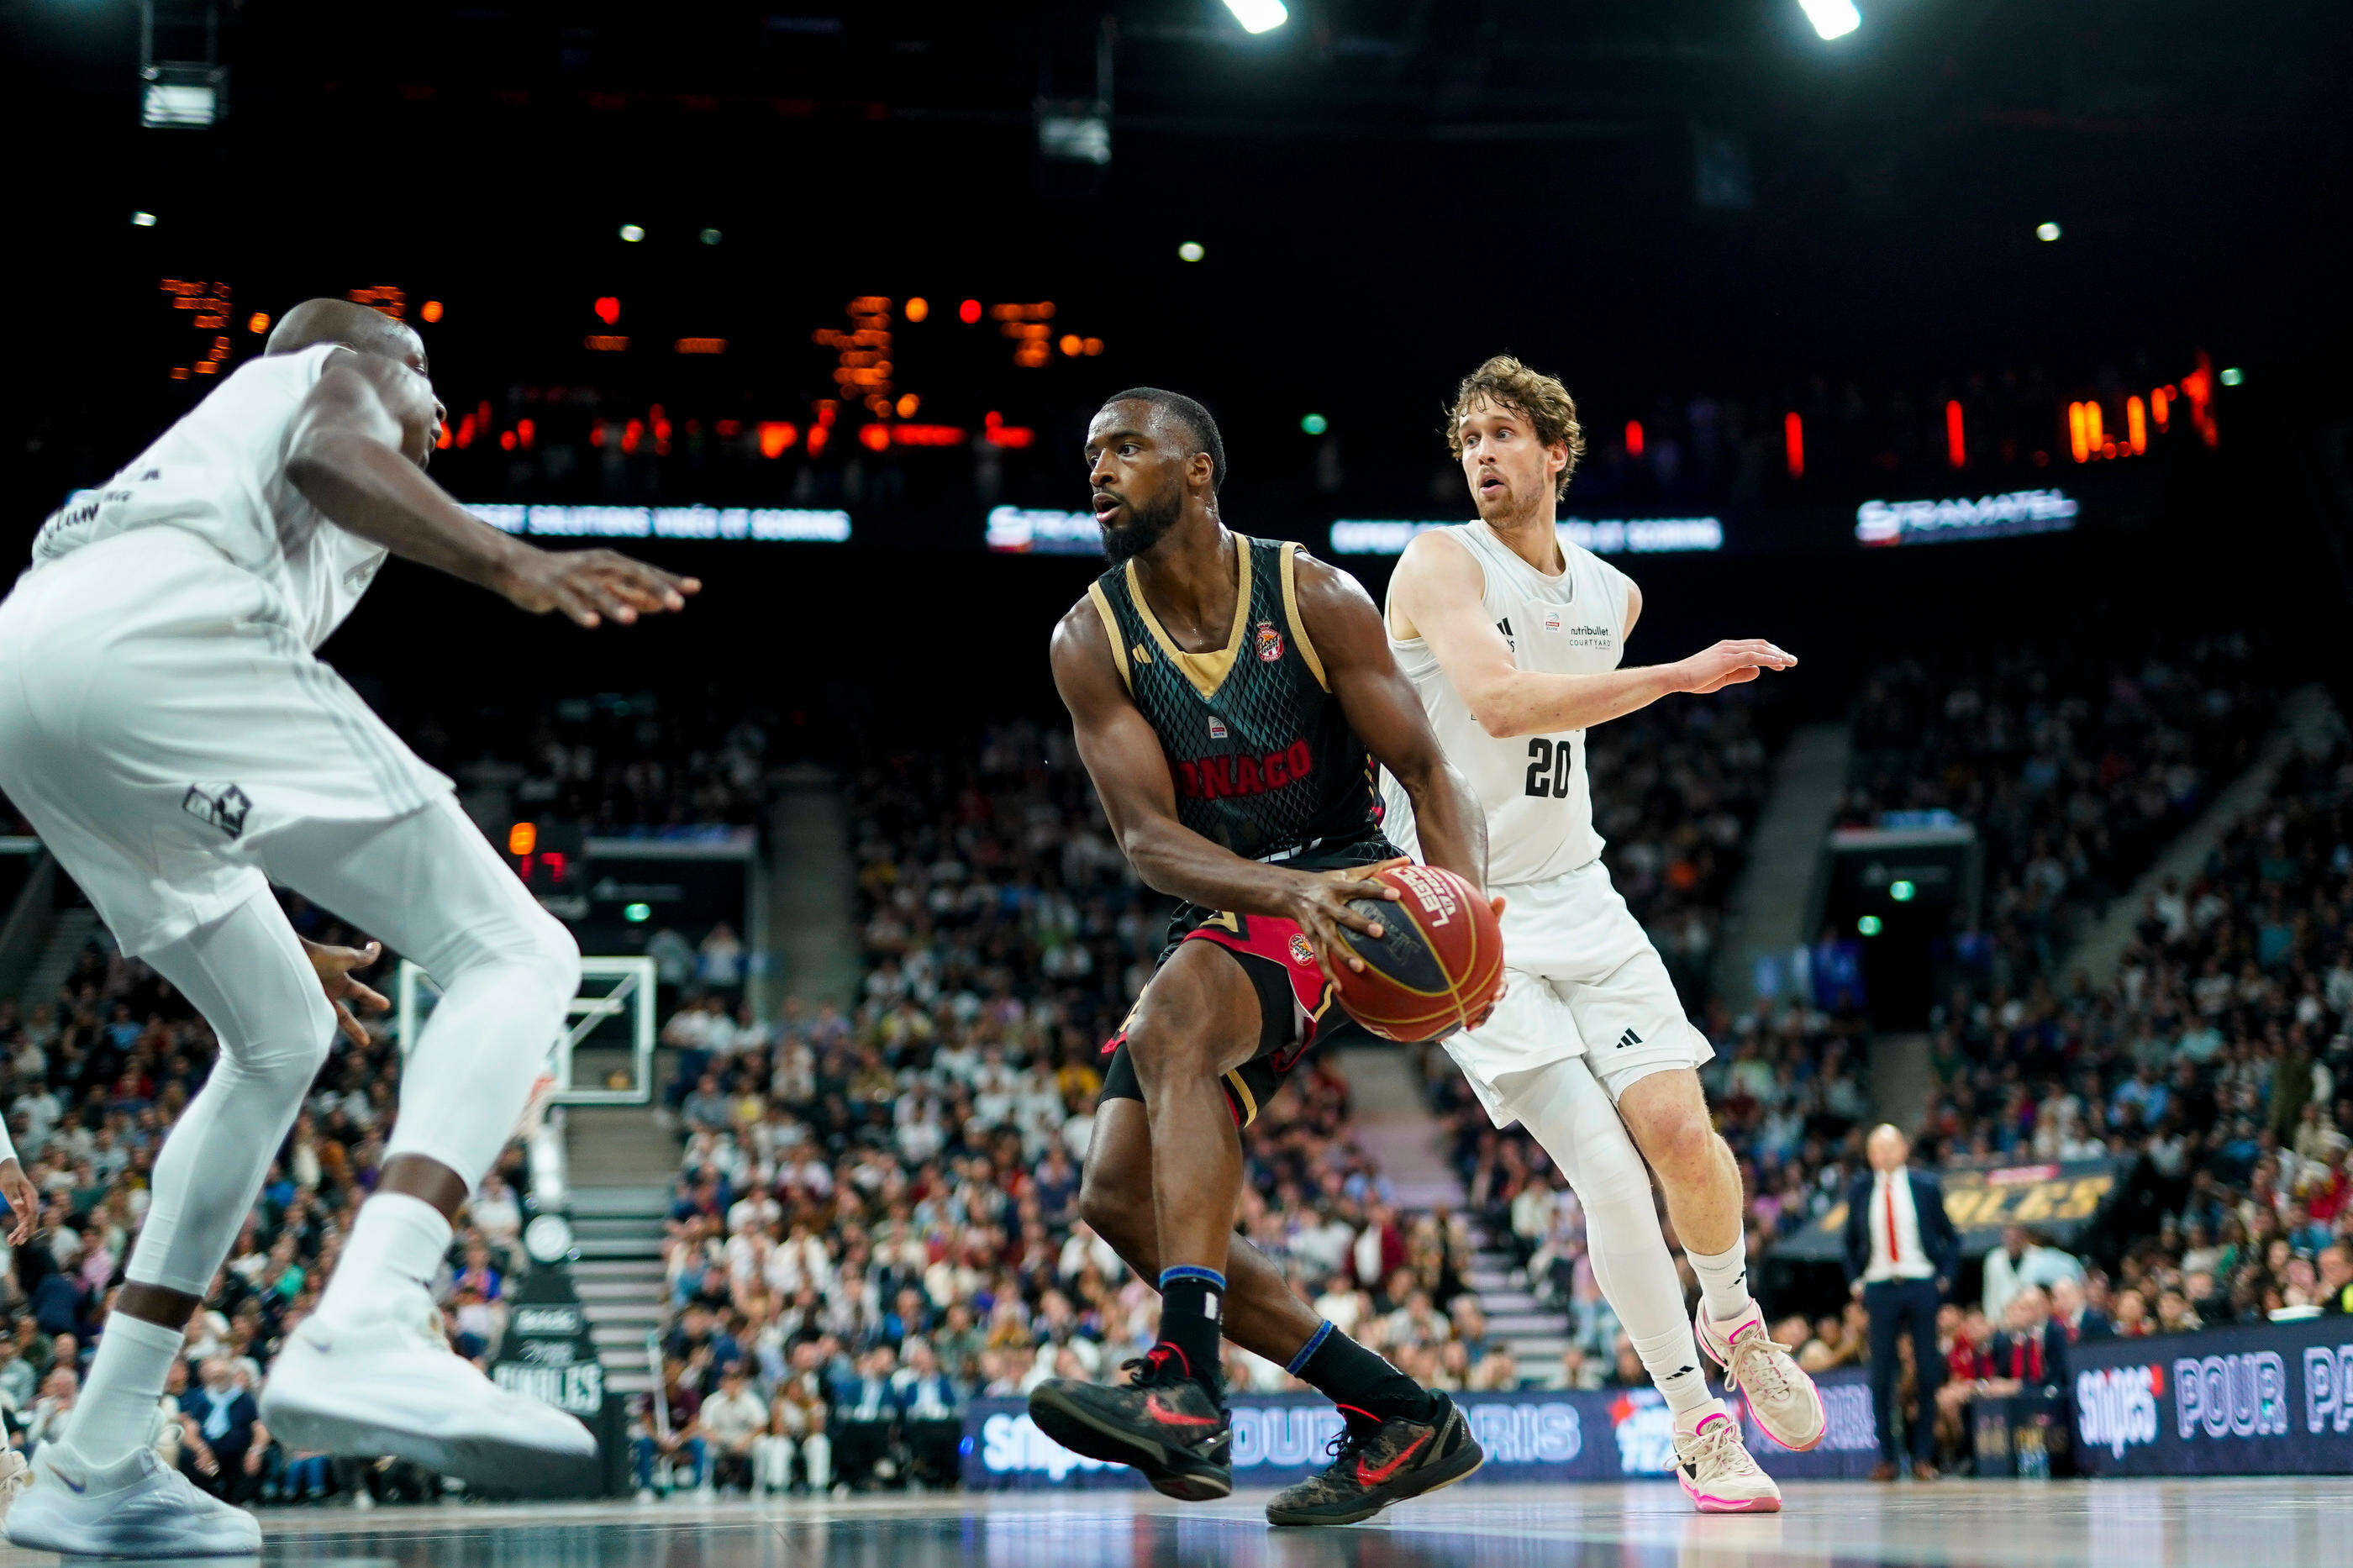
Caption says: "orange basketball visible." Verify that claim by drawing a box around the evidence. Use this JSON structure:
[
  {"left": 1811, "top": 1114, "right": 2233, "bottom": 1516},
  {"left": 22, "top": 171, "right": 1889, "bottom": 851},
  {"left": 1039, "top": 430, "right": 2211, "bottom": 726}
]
[{"left": 1329, "top": 864, "right": 1504, "bottom": 1042}]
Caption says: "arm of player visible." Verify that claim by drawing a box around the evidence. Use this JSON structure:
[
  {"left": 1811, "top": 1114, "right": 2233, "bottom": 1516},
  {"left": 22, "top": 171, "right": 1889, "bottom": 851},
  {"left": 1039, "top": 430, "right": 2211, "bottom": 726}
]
[
  {"left": 1291, "top": 551, "right": 1491, "bottom": 893},
  {"left": 283, "top": 352, "right": 701, "bottom": 628},
  {"left": 1049, "top": 600, "right": 1401, "bottom": 980},
  {"left": 1388, "top": 532, "right": 1794, "bottom": 739}
]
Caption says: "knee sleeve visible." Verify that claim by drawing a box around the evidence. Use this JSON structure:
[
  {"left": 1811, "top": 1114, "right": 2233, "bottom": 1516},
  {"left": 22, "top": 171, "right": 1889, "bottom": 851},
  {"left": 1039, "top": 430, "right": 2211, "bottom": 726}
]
[
  {"left": 265, "top": 798, "right": 584, "bottom": 1192},
  {"left": 132, "top": 892, "right": 337, "bottom": 1295}
]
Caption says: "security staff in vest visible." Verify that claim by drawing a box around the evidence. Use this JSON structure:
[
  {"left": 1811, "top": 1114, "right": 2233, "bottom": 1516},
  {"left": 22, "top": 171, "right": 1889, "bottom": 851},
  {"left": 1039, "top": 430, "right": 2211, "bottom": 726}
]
[{"left": 1845, "top": 1123, "right": 1961, "bottom": 1481}]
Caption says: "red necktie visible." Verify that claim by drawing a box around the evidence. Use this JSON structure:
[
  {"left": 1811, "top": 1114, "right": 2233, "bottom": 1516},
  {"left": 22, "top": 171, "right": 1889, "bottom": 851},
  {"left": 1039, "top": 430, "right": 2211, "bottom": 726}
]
[{"left": 1883, "top": 1178, "right": 1900, "bottom": 1265}]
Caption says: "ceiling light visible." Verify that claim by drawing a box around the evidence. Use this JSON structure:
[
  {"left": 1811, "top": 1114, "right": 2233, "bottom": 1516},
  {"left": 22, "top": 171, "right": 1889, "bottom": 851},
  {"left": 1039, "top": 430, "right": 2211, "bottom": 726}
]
[
  {"left": 1223, "top": 0, "right": 1289, "bottom": 34},
  {"left": 1798, "top": 0, "right": 1860, "bottom": 40}
]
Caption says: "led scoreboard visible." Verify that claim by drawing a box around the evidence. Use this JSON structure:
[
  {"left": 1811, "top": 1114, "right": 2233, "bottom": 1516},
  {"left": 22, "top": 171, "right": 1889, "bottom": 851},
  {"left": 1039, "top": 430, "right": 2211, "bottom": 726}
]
[{"left": 507, "top": 819, "right": 587, "bottom": 897}]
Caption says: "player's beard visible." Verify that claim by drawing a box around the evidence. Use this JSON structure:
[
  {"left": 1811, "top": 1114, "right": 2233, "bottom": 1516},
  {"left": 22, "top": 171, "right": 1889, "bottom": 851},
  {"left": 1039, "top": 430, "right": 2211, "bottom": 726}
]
[{"left": 1098, "top": 488, "right": 1182, "bottom": 565}]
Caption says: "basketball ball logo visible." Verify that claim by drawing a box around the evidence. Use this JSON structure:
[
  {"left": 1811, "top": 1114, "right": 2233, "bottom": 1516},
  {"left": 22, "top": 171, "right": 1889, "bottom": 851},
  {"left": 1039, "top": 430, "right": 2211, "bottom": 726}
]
[
  {"left": 1388, "top": 863, "right": 1460, "bottom": 927},
  {"left": 1255, "top": 621, "right": 1285, "bottom": 661}
]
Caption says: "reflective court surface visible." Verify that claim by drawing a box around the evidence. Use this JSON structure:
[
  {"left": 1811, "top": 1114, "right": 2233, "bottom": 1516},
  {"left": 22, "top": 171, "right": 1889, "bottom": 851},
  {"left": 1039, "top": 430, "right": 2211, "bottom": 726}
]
[{"left": 8, "top": 1481, "right": 2348, "bottom": 1568}]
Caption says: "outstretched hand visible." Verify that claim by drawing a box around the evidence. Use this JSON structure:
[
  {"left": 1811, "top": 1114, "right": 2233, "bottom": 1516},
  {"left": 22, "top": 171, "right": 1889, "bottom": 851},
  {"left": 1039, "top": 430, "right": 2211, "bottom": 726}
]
[
  {"left": 303, "top": 937, "right": 390, "bottom": 1047},
  {"left": 503, "top": 547, "right": 702, "bottom": 629},
  {"left": 1673, "top": 639, "right": 1797, "bottom": 696}
]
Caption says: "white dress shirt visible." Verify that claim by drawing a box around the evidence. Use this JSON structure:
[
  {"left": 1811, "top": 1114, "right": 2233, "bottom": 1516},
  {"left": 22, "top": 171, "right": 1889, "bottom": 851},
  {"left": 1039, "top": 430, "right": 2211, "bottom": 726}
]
[{"left": 1864, "top": 1168, "right": 1937, "bottom": 1283}]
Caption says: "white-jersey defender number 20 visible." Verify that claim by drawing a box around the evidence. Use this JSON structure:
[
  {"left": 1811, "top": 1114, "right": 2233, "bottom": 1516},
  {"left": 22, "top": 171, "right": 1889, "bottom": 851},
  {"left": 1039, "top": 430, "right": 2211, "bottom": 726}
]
[{"left": 1381, "top": 520, "right": 1633, "bottom": 888}]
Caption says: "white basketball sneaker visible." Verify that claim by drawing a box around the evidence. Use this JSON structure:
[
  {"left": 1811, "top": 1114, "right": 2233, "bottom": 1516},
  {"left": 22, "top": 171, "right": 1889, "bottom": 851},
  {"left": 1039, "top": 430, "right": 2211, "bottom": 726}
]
[
  {"left": 4, "top": 1444, "right": 261, "bottom": 1557},
  {"left": 1696, "top": 1301, "right": 1827, "bottom": 1452},
  {"left": 1672, "top": 1407, "right": 1782, "bottom": 1514},
  {"left": 261, "top": 1285, "right": 597, "bottom": 1491}
]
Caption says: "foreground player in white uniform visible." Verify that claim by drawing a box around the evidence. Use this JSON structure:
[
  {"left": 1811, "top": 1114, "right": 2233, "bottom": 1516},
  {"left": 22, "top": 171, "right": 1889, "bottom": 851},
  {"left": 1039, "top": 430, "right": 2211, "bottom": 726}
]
[
  {"left": 1382, "top": 355, "right": 1818, "bottom": 1512},
  {"left": 0, "top": 299, "right": 697, "bottom": 1556}
]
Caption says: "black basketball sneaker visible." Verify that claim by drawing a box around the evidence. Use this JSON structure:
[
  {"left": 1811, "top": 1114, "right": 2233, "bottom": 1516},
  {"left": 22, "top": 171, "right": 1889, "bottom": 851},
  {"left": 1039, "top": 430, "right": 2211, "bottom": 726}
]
[
  {"left": 1264, "top": 1392, "right": 1486, "bottom": 1526},
  {"left": 1026, "top": 1345, "right": 1233, "bottom": 1502}
]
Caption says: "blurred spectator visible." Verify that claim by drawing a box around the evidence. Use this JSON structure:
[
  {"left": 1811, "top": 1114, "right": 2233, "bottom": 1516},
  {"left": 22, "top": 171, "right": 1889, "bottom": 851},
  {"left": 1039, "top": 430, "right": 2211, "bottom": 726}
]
[
  {"left": 699, "top": 1363, "right": 767, "bottom": 1495},
  {"left": 1980, "top": 1225, "right": 2084, "bottom": 1322}
]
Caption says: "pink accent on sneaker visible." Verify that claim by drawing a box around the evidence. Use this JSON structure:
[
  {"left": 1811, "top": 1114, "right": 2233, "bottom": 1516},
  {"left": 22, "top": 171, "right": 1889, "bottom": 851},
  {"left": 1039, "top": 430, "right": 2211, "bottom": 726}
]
[
  {"left": 1698, "top": 1303, "right": 1828, "bottom": 1454},
  {"left": 1677, "top": 1471, "right": 1783, "bottom": 1514}
]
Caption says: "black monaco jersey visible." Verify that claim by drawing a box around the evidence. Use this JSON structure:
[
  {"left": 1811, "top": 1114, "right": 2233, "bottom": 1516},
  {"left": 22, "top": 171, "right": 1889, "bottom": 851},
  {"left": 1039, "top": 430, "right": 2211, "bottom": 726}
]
[{"left": 1087, "top": 534, "right": 1387, "bottom": 868}]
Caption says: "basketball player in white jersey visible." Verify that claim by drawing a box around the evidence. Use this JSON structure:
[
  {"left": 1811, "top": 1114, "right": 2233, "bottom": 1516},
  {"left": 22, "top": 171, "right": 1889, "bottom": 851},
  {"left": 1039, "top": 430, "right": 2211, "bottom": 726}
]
[
  {"left": 1380, "top": 356, "right": 1818, "bottom": 1512},
  {"left": 0, "top": 298, "right": 696, "bottom": 1555}
]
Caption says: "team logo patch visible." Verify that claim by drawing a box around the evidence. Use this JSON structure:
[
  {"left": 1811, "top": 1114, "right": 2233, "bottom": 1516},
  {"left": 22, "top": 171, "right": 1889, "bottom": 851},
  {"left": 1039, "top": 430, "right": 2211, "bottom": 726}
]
[
  {"left": 1208, "top": 716, "right": 1229, "bottom": 739},
  {"left": 182, "top": 783, "right": 252, "bottom": 839},
  {"left": 1255, "top": 620, "right": 1285, "bottom": 662},
  {"left": 1288, "top": 933, "right": 1317, "bottom": 967},
  {"left": 1543, "top": 608, "right": 1564, "bottom": 633}
]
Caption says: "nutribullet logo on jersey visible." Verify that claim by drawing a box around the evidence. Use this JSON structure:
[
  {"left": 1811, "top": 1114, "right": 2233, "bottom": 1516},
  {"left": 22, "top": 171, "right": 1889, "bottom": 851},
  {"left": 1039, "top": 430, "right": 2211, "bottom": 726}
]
[
  {"left": 181, "top": 784, "right": 252, "bottom": 839},
  {"left": 1174, "top": 740, "right": 1313, "bottom": 801},
  {"left": 1255, "top": 621, "right": 1285, "bottom": 661}
]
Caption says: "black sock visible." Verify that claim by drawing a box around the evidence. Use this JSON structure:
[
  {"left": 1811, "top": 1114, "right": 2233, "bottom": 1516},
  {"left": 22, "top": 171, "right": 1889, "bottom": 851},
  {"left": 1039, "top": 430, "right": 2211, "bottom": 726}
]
[
  {"left": 1156, "top": 1266, "right": 1226, "bottom": 1392},
  {"left": 1292, "top": 1320, "right": 1436, "bottom": 1423}
]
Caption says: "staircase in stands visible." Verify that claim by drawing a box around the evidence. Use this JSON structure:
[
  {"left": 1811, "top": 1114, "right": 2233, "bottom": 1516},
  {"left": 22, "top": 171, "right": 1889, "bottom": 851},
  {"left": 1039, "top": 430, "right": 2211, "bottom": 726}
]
[
  {"left": 562, "top": 1102, "right": 683, "bottom": 1400},
  {"left": 566, "top": 1184, "right": 669, "bottom": 1398}
]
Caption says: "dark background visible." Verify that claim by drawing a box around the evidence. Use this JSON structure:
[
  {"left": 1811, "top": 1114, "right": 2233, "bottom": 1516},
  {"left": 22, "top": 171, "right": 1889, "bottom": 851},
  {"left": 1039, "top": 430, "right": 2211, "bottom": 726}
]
[{"left": 4, "top": 0, "right": 2350, "bottom": 724}]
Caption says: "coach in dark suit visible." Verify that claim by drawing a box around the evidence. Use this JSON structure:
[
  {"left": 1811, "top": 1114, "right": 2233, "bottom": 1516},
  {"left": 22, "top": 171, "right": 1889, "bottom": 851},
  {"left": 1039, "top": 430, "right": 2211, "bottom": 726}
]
[{"left": 1845, "top": 1124, "right": 1961, "bottom": 1481}]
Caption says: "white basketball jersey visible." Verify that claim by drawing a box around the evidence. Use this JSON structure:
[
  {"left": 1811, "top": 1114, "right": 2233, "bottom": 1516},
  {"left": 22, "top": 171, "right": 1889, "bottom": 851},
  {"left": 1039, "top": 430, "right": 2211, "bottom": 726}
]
[
  {"left": 29, "top": 343, "right": 387, "bottom": 650},
  {"left": 1382, "top": 521, "right": 1634, "bottom": 887}
]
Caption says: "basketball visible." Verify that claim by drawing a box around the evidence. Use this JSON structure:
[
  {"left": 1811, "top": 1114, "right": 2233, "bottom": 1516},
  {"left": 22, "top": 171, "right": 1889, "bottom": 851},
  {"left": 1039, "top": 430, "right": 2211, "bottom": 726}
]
[{"left": 1329, "top": 863, "right": 1505, "bottom": 1042}]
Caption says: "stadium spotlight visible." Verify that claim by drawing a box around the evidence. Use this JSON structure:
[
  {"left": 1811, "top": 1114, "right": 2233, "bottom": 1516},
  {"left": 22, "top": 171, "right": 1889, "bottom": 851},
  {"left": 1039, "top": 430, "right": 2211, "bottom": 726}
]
[
  {"left": 1301, "top": 413, "right": 1329, "bottom": 435},
  {"left": 131, "top": 210, "right": 157, "bottom": 226},
  {"left": 618, "top": 223, "right": 645, "bottom": 243},
  {"left": 1223, "top": 0, "right": 1289, "bottom": 34},
  {"left": 1178, "top": 240, "right": 1206, "bottom": 262},
  {"left": 1856, "top": 914, "right": 1883, "bottom": 936},
  {"left": 699, "top": 228, "right": 723, "bottom": 245},
  {"left": 2219, "top": 366, "right": 2244, "bottom": 387},
  {"left": 2036, "top": 221, "right": 2062, "bottom": 242},
  {"left": 624, "top": 902, "right": 651, "bottom": 923},
  {"left": 1798, "top": 0, "right": 1860, "bottom": 40},
  {"left": 1890, "top": 880, "right": 1916, "bottom": 902}
]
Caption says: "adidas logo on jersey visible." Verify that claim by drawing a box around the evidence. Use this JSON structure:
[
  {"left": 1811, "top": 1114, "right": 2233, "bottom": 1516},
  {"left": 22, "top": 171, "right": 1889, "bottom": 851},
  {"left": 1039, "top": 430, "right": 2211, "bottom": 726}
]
[
  {"left": 1496, "top": 617, "right": 1515, "bottom": 651},
  {"left": 1613, "top": 1027, "right": 1643, "bottom": 1050}
]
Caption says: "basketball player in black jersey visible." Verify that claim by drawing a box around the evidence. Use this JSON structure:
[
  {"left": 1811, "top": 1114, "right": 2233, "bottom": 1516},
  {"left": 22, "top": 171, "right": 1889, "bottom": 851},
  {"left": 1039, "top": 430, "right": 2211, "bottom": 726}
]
[{"left": 1030, "top": 388, "right": 1498, "bottom": 1524}]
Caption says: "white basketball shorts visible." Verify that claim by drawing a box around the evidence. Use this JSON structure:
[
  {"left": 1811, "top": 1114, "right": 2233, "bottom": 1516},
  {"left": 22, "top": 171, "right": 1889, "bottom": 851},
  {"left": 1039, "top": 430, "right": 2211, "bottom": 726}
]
[
  {"left": 1442, "top": 856, "right": 1713, "bottom": 1129},
  {"left": 0, "top": 529, "right": 455, "bottom": 957}
]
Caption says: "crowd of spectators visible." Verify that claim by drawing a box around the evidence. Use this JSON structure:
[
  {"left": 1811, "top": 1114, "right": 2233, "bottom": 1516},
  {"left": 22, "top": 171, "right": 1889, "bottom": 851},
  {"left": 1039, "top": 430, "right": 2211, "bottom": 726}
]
[
  {"left": 394, "top": 687, "right": 787, "bottom": 839},
  {"left": 1843, "top": 634, "right": 2273, "bottom": 985},
  {"left": 0, "top": 902, "right": 536, "bottom": 1506}
]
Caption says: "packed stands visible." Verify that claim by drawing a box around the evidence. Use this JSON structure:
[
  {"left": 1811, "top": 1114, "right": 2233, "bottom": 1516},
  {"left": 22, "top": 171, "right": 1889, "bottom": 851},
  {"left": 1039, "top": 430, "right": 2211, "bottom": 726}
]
[{"left": 1843, "top": 634, "right": 2273, "bottom": 982}]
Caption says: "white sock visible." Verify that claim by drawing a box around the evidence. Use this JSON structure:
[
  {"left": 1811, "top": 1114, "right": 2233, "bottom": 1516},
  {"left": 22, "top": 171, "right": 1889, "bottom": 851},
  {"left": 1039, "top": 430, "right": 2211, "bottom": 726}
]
[
  {"left": 1687, "top": 1239, "right": 1755, "bottom": 1324},
  {"left": 1676, "top": 1399, "right": 1734, "bottom": 1434},
  {"left": 60, "top": 1312, "right": 184, "bottom": 1464},
  {"left": 315, "top": 1192, "right": 452, "bottom": 1325},
  {"left": 1629, "top": 1318, "right": 1720, "bottom": 1418}
]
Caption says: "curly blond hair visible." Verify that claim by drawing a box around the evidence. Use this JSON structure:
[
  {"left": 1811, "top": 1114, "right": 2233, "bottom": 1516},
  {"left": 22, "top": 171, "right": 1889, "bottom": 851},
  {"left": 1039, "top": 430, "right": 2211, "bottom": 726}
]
[{"left": 1445, "top": 355, "right": 1586, "bottom": 498}]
